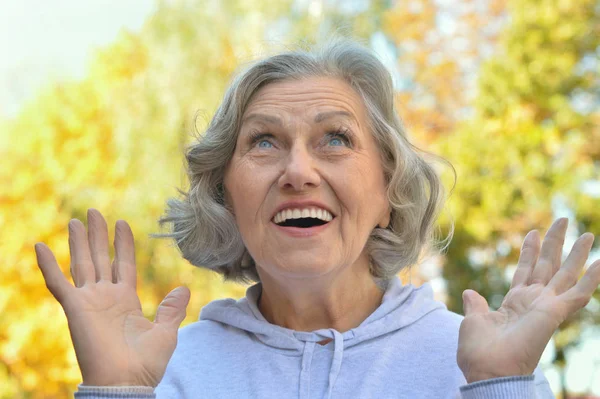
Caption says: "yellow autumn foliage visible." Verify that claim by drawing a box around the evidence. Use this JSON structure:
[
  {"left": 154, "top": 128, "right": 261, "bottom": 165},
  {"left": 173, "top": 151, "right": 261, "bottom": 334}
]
[
  {"left": 0, "top": 1, "right": 294, "bottom": 395},
  {"left": 2, "top": 0, "right": 598, "bottom": 397}
]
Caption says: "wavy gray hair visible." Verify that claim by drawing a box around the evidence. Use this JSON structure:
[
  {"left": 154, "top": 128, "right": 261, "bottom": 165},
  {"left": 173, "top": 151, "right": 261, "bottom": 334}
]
[{"left": 151, "top": 37, "right": 453, "bottom": 284}]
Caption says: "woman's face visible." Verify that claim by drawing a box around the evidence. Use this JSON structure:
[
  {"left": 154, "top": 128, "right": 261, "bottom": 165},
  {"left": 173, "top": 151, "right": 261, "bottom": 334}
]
[{"left": 223, "top": 77, "right": 391, "bottom": 281}]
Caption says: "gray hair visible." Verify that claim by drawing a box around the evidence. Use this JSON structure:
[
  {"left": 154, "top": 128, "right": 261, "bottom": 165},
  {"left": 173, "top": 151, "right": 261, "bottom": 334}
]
[{"left": 151, "top": 37, "right": 453, "bottom": 284}]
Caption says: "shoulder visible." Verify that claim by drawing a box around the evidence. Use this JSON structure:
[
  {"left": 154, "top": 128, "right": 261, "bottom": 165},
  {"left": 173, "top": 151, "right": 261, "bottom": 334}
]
[
  {"left": 415, "top": 307, "right": 463, "bottom": 343},
  {"left": 391, "top": 280, "right": 464, "bottom": 334},
  {"left": 165, "top": 318, "right": 255, "bottom": 376},
  {"left": 405, "top": 290, "right": 464, "bottom": 338},
  {"left": 176, "top": 319, "right": 248, "bottom": 350},
  {"left": 158, "top": 320, "right": 255, "bottom": 397},
  {"left": 389, "top": 306, "right": 464, "bottom": 358},
  {"left": 178, "top": 319, "right": 229, "bottom": 340},
  {"left": 420, "top": 306, "right": 464, "bottom": 330}
]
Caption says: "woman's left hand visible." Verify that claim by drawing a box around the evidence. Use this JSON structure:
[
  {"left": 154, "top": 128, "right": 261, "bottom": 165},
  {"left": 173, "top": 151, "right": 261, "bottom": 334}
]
[{"left": 457, "top": 218, "right": 600, "bottom": 383}]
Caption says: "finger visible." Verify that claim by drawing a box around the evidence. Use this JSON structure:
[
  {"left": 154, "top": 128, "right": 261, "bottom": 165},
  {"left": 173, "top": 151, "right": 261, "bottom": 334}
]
[
  {"left": 560, "top": 259, "right": 600, "bottom": 313},
  {"left": 35, "top": 243, "right": 74, "bottom": 302},
  {"left": 462, "top": 289, "right": 489, "bottom": 317},
  {"left": 548, "top": 233, "right": 594, "bottom": 295},
  {"left": 154, "top": 286, "right": 190, "bottom": 330},
  {"left": 114, "top": 220, "right": 137, "bottom": 290},
  {"left": 111, "top": 258, "right": 119, "bottom": 283},
  {"left": 511, "top": 230, "right": 540, "bottom": 289},
  {"left": 529, "top": 218, "right": 568, "bottom": 285},
  {"left": 87, "top": 209, "right": 112, "bottom": 282},
  {"left": 69, "top": 219, "right": 96, "bottom": 286}
]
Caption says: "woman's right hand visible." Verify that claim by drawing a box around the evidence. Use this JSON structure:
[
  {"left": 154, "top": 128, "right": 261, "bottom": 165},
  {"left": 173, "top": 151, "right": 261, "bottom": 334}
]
[{"left": 35, "top": 208, "right": 190, "bottom": 387}]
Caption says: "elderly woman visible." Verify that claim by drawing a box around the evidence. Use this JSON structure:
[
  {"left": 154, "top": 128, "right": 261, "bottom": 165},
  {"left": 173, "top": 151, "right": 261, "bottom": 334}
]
[{"left": 35, "top": 38, "right": 599, "bottom": 399}]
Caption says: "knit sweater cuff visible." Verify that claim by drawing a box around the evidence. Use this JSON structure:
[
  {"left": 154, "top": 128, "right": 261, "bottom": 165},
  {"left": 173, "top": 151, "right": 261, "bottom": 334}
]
[
  {"left": 459, "top": 375, "right": 535, "bottom": 399},
  {"left": 74, "top": 385, "right": 156, "bottom": 398}
]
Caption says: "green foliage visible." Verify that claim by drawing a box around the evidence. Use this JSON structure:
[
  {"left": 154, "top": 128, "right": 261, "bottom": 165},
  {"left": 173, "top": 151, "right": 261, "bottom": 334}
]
[
  {"left": 1, "top": 1, "right": 295, "bottom": 396},
  {"left": 2, "top": 0, "right": 599, "bottom": 396},
  {"left": 435, "top": 0, "right": 600, "bottom": 369}
]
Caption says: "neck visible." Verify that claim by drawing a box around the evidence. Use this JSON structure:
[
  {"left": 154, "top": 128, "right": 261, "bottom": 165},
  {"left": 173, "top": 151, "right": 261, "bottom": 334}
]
[{"left": 257, "top": 259, "right": 384, "bottom": 333}]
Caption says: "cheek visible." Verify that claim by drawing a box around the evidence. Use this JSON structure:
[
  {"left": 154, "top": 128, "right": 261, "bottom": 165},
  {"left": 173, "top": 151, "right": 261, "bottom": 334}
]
[
  {"left": 225, "top": 161, "right": 272, "bottom": 226},
  {"left": 361, "top": 152, "right": 388, "bottom": 196},
  {"left": 344, "top": 162, "right": 386, "bottom": 202},
  {"left": 337, "top": 159, "right": 388, "bottom": 228}
]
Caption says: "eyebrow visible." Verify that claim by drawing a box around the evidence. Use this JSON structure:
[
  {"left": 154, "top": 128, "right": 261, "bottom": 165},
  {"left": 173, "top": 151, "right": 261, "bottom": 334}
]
[
  {"left": 242, "top": 110, "right": 356, "bottom": 126},
  {"left": 314, "top": 110, "right": 354, "bottom": 123},
  {"left": 242, "top": 113, "right": 283, "bottom": 126}
]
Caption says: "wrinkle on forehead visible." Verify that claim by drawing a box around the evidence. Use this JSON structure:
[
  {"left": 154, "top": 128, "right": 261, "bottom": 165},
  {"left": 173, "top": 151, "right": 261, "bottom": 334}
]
[{"left": 242, "top": 77, "right": 367, "bottom": 130}]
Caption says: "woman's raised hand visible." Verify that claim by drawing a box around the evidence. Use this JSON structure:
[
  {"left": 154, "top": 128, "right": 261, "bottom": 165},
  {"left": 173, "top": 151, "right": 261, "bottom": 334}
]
[
  {"left": 457, "top": 218, "right": 600, "bottom": 383},
  {"left": 34, "top": 209, "right": 190, "bottom": 387}
]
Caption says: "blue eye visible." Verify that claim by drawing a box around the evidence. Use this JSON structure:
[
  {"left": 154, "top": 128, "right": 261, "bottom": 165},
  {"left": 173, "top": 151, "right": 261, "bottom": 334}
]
[
  {"left": 328, "top": 137, "right": 344, "bottom": 146},
  {"left": 257, "top": 140, "right": 273, "bottom": 149},
  {"left": 325, "top": 130, "right": 351, "bottom": 147}
]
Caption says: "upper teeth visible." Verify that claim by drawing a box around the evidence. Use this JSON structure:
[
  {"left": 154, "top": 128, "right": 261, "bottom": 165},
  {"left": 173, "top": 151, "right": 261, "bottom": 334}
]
[{"left": 273, "top": 208, "right": 333, "bottom": 224}]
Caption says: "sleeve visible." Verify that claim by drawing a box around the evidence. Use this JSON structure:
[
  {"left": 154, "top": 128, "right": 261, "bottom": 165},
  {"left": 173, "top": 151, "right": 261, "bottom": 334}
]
[
  {"left": 459, "top": 366, "right": 555, "bottom": 399},
  {"left": 74, "top": 385, "right": 156, "bottom": 399}
]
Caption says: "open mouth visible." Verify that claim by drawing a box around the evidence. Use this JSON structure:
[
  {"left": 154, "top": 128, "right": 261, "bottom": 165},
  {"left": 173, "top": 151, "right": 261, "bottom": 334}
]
[
  {"left": 272, "top": 207, "right": 335, "bottom": 231},
  {"left": 276, "top": 218, "right": 329, "bottom": 228}
]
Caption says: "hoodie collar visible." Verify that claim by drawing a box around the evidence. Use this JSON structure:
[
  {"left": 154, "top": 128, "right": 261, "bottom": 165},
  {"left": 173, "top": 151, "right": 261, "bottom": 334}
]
[
  {"left": 199, "top": 276, "right": 445, "bottom": 351},
  {"left": 199, "top": 277, "right": 445, "bottom": 399}
]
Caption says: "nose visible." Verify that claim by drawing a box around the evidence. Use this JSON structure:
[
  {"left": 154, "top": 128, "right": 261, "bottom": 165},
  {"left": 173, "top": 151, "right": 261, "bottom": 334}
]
[{"left": 278, "top": 145, "right": 321, "bottom": 192}]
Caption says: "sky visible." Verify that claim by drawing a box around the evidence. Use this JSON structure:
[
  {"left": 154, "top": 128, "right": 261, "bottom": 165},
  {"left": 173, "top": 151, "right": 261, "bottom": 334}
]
[
  {"left": 1, "top": 0, "right": 600, "bottom": 396},
  {"left": 0, "top": 0, "right": 156, "bottom": 117}
]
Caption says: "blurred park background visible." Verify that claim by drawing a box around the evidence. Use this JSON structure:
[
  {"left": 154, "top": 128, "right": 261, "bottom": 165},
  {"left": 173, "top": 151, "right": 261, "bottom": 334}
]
[{"left": 1, "top": 0, "right": 599, "bottom": 397}]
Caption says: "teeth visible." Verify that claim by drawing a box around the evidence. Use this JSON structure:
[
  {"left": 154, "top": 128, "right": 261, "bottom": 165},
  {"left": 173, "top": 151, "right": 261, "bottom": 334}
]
[{"left": 273, "top": 207, "right": 333, "bottom": 224}]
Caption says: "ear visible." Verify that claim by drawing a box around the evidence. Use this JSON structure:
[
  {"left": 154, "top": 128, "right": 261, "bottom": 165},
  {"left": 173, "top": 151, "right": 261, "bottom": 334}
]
[{"left": 377, "top": 205, "right": 392, "bottom": 229}]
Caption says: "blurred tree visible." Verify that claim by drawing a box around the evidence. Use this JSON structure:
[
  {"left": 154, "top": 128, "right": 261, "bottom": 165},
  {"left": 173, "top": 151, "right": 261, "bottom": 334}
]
[
  {"left": 2, "top": 0, "right": 599, "bottom": 397},
  {"left": 1, "top": 78, "right": 124, "bottom": 398},
  {"left": 434, "top": 0, "right": 600, "bottom": 396},
  {"left": 0, "top": 0, "right": 293, "bottom": 397},
  {"left": 383, "top": 0, "right": 508, "bottom": 144}
]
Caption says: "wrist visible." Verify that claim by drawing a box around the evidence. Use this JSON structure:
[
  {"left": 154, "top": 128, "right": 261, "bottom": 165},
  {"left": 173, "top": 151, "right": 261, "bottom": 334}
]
[
  {"left": 81, "top": 370, "right": 158, "bottom": 388},
  {"left": 464, "top": 371, "right": 531, "bottom": 384},
  {"left": 82, "top": 378, "right": 154, "bottom": 388},
  {"left": 465, "top": 373, "right": 501, "bottom": 384}
]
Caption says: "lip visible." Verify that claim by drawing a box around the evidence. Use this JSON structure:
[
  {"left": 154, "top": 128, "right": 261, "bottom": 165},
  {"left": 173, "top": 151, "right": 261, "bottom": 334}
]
[{"left": 271, "top": 200, "right": 336, "bottom": 221}]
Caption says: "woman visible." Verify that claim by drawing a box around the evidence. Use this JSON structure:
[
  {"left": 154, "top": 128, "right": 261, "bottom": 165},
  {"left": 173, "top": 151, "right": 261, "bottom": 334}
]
[{"left": 35, "top": 38, "right": 599, "bottom": 398}]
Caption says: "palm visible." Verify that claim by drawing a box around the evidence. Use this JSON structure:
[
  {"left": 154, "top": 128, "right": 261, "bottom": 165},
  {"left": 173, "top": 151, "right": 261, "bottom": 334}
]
[
  {"left": 64, "top": 282, "right": 176, "bottom": 387},
  {"left": 35, "top": 209, "right": 190, "bottom": 387},
  {"left": 457, "top": 219, "right": 600, "bottom": 383}
]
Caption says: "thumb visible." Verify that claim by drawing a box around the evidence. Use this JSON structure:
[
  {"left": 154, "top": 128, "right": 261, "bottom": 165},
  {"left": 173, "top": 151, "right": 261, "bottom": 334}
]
[
  {"left": 154, "top": 286, "right": 191, "bottom": 329},
  {"left": 462, "top": 289, "right": 489, "bottom": 317}
]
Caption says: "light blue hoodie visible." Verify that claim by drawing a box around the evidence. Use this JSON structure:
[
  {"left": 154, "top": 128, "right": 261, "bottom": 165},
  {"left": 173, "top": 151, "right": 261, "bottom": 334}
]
[{"left": 75, "top": 277, "right": 554, "bottom": 398}]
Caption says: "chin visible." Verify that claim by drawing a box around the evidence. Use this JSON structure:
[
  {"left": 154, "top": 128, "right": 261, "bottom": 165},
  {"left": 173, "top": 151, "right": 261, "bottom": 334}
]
[
  {"left": 262, "top": 256, "right": 341, "bottom": 280},
  {"left": 275, "top": 259, "right": 337, "bottom": 279}
]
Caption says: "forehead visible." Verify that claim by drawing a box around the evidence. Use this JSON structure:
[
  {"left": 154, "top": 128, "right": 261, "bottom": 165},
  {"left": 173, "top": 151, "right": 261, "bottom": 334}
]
[{"left": 243, "top": 77, "right": 367, "bottom": 121}]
